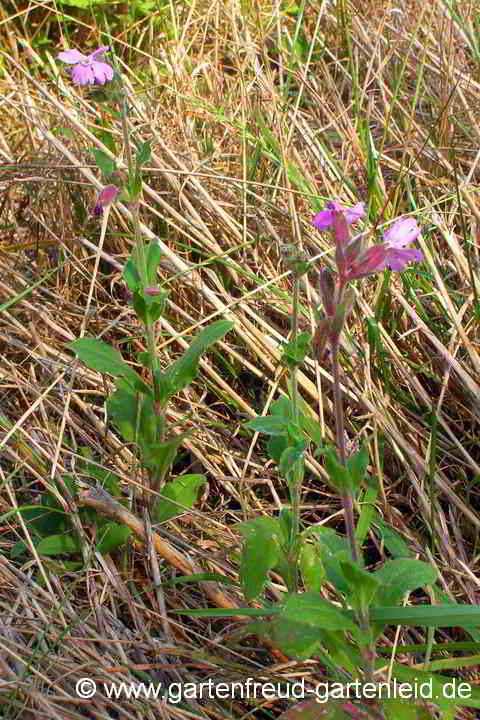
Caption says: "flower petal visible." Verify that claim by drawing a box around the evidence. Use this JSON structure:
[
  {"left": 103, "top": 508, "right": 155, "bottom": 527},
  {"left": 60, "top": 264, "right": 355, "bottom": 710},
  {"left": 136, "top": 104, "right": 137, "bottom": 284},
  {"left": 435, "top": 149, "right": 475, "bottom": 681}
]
[
  {"left": 94, "top": 185, "right": 119, "bottom": 216},
  {"left": 70, "top": 64, "right": 95, "bottom": 85},
  {"left": 91, "top": 61, "right": 114, "bottom": 84},
  {"left": 313, "top": 201, "right": 365, "bottom": 231},
  {"left": 346, "top": 245, "right": 388, "bottom": 280},
  {"left": 343, "top": 201, "right": 365, "bottom": 225},
  {"left": 89, "top": 46, "right": 110, "bottom": 61},
  {"left": 57, "top": 49, "right": 87, "bottom": 64},
  {"left": 383, "top": 217, "right": 420, "bottom": 248},
  {"left": 384, "top": 248, "right": 424, "bottom": 271},
  {"left": 312, "top": 208, "right": 334, "bottom": 230}
]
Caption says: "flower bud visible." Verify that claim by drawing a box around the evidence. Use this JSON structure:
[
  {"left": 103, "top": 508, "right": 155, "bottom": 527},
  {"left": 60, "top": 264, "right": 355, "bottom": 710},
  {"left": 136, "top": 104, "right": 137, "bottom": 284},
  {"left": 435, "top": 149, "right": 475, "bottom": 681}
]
[
  {"left": 318, "top": 268, "right": 336, "bottom": 317},
  {"left": 345, "top": 231, "right": 368, "bottom": 268},
  {"left": 331, "top": 287, "right": 355, "bottom": 337},
  {"left": 313, "top": 316, "right": 333, "bottom": 360},
  {"left": 93, "top": 184, "right": 119, "bottom": 217},
  {"left": 332, "top": 208, "right": 350, "bottom": 279}
]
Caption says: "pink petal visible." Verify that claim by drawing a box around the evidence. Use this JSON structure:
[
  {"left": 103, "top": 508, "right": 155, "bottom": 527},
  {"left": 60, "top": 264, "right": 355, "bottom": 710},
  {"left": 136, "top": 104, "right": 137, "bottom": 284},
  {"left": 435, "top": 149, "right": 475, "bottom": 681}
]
[
  {"left": 70, "top": 64, "right": 95, "bottom": 85},
  {"left": 312, "top": 208, "right": 334, "bottom": 230},
  {"left": 346, "top": 245, "right": 388, "bottom": 280},
  {"left": 91, "top": 61, "right": 114, "bottom": 84},
  {"left": 383, "top": 248, "right": 424, "bottom": 271},
  {"left": 313, "top": 201, "right": 365, "bottom": 231},
  {"left": 343, "top": 201, "right": 365, "bottom": 224},
  {"left": 383, "top": 218, "right": 420, "bottom": 248},
  {"left": 89, "top": 46, "right": 109, "bottom": 60},
  {"left": 327, "top": 201, "right": 344, "bottom": 212},
  {"left": 94, "top": 184, "right": 118, "bottom": 213},
  {"left": 57, "top": 49, "right": 87, "bottom": 64}
]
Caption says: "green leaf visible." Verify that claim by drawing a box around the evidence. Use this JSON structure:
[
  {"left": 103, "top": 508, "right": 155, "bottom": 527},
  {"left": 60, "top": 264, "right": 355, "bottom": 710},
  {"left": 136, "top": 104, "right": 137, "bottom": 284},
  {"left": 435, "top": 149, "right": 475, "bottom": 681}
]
[
  {"left": 369, "top": 604, "right": 480, "bottom": 627},
  {"left": 280, "top": 592, "right": 359, "bottom": 638},
  {"left": 340, "top": 558, "right": 381, "bottom": 613},
  {"left": 11, "top": 540, "right": 28, "bottom": 559},
  {"left": 20, "top": 504, "right": 67, "bottom": 537},
  {"left": 307, "top": 526, "right": 355, "bottom": 593},
  {"left": 345, "top": 442, "right": 369, "bottom": 491},
  {"left": 371, "top": 513, "right": 411, "bottom": 557},
  {"left": 280, "top": 332, "right": 311, "bottom": 367},
  {"left": 245, "top": 416, "right": 289, "bottom": 435},
  {"left": 123, "top": 242, "right": 167, "bottom": 324},
  {"left": 123, "top": 255, "right": 141, "bottom": 292},
  {"left": 383, "top": 699, "right": 434, "bottom": 720},
  {"left": 430, "top": 585, "right": 480, "bottom": 642},
  {"left": 96, "top": 522, "right": 131, "bottom": 555},
  {"left": 321, "top": 446, "right": 354, "bottom": 493},
  {"left": 81, "top": 462, "right": 121, "bottom": 497},
  {"left": 159, "top": 320, "right": 233, "bottom": 400},
  {"left": 278, "top": 508, "right": 294, "bottom": 544},
  {"left": 269, "top": 616, "right": 324, "bottom": 659},
  {"left": 36, "top": 533, "right": 80, "bottom": 555},
  {"left": 374, "top": 558, "right": 437, "bottom": 606},
  {"left": 237, "top": 517, "right": 284, "bottom": 600},
  {"left": 144, "top": 241, "right": 164, "bottom": 286},
  {"left": 287, "top": 421, "right": 306, "bottom": 446},
  {"left": 68, "top": 338, "right": 149, "bottom": 392},
  {"left": 298, "top": 411, "right": 324, "bottom": 450},
  {"left": 355, "top": 486, "right": 377, "bottom": 545},
  {"left": 57, "top": 0, "right": 97, "bottom": 7},
  {"left": 319, "top": 629, "right": 359, "bottom": 675},
  {"left": 147, "top": 432, "right": 189, "bottom": 480},
  {"left": 136, "top": 140, "right": 152, "bottom": 167},
  {"left": 93, "top": 148, "right": 116, "bottom": 177},
  {"left": 267, "top": 435, "right": 288, "bottom": 463},
  {"left": 299, "top": 542, "right": 325, "bottom": 591},
  {"left": 279, "top": 438, "right": 307, "bottom": 473},
  {"left": 308, "top": 526, "right": 350, "bottom": 554},
  {"left": 126, "top": 170, "right": 142, "bottom": 202},
  {"left": 152, "top": 475, "right": 206, "bottom": 524},
  {"left": 96, "top": 130, "right": 116, "bottom": 155},
  {"left": 270, "top": 395, "right": 294, "bottom": 421},
  {"left": 107, "top": 385, "right": 161, "bottom": 463},
  {"left": 132, "top": 288, "right": 168, "bottom": 326},
  {"left": 387, "top": 663, "right": 480, "bottom": 713}
]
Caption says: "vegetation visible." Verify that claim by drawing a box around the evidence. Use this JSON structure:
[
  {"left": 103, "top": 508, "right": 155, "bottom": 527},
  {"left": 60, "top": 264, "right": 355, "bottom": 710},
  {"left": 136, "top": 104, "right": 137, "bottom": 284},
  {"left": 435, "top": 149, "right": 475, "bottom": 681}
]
[{"left": 1, "top": 1, "right": 480, "bottom": 718}]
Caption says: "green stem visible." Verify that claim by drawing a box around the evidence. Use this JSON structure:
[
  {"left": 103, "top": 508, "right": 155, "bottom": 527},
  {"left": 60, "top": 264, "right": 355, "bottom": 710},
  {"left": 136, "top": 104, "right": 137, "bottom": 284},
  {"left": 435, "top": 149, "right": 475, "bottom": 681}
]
[
  {"left": 331, "top": 334, "right": 358, "bottom": 565},
  {"left": 119, "top": 92, "right": 161, "bottom": 490},
  {"left": 331, "top": 292, "right": 378, "bottom": 694},
  {"left": 288, "top": 271, "right": 302, "bottom": 592}
]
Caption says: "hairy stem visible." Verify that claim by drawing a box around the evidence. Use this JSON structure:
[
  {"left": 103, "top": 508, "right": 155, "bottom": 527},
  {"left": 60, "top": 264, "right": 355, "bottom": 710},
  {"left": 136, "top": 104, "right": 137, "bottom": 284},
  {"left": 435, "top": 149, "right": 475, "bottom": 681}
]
[
  {"left": 119, "top": 92, "right": 161, "bottom": 490},
  {"left": 288, "top": 271, "right": 302, "bottom": 592},
  {"left": 331, "top": 335, "right": 358, "bottom": 564}
]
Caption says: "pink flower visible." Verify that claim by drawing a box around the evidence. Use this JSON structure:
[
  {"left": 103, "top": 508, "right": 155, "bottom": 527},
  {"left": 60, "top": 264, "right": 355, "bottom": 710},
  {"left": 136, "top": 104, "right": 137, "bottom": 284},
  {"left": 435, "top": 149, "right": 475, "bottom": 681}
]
[
  {"left": 346, "top": 217, "right": 423, "bottom": 280},
  {"left": 313, "top": 200, "right": 423, "bottom": 282},
  {"left": 93, "top": 184, "right": 118, "bottom": 216},
  {"left": 57, "top": 47, "right": 114, "bottom": 85},
  {"left": 313, "top": 201, "right": 365, "bottom": 230}
]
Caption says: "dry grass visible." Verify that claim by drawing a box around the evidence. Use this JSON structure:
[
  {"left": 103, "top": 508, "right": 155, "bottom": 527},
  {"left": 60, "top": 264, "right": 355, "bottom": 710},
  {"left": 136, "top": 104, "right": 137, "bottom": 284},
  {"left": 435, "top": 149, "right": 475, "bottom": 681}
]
[{"left": 1, "top": 0, "right": 480, "bottom": 717}]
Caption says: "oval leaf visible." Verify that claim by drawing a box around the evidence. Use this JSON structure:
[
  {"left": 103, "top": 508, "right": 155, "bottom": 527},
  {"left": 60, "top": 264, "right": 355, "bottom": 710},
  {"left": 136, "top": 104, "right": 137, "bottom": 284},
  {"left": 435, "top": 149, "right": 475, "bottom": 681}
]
[
  {"left": 36, "top": 533, "right": 80, "bottom": 555},
  {"left": 374, "top": 558, "right": 437, "bottom": 606},
  {"left": 96, "top": 522, "right": 131, "bottom": 555},
  {"left": 68, "top": 338, "right": 148, "bottom": 391}
]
